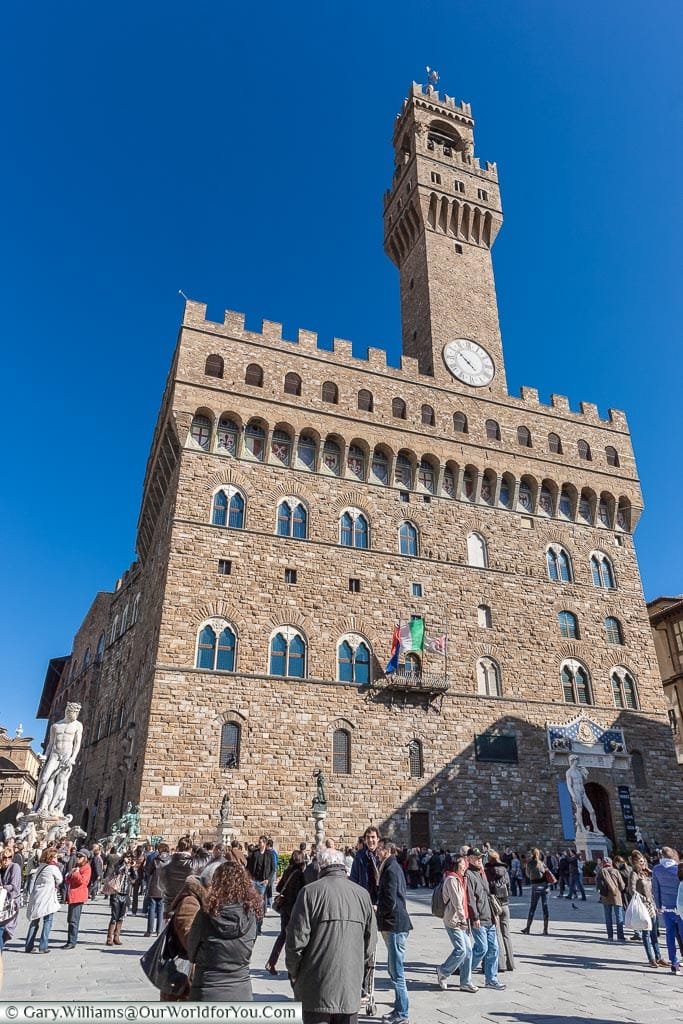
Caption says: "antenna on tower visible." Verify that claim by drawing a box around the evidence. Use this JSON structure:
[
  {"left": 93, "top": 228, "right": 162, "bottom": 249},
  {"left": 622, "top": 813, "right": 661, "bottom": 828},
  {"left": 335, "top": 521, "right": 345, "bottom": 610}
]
[{"left": 178, "top": 289, "right": 189, "bottom": 302}]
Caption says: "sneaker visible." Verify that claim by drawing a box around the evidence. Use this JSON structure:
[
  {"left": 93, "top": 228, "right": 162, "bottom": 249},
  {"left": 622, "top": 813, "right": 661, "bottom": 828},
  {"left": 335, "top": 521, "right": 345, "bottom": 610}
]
[
  {"left": 436, "top": 968, "right": 448, "bottom": 990},
  {"left": 61, "top": 944, "right": 76, "bottom": 950},
  {"left": 485, "top": 979, "right": 507, "bottom": 990},
  {"left": 459, "top": 983, "right": 478, "bottom": 993},
  {"left": 671, "top": 966, "right": 683, "bottom": 975}
]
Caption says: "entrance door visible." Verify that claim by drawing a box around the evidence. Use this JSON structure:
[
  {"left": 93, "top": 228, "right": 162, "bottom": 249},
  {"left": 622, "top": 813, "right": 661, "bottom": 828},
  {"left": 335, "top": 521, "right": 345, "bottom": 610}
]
[
  {"left": 410, "top": 811, "right": 430, "bottom": 848},
  {"left": 585, "top": 782, "right": 615, "bottom": 844}
]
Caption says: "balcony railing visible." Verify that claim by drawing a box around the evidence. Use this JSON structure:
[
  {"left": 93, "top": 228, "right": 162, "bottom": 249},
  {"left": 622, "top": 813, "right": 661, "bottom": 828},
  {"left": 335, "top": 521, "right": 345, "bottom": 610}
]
[{"left": 375, "top": 668, "right": 450, "bottom": 695}]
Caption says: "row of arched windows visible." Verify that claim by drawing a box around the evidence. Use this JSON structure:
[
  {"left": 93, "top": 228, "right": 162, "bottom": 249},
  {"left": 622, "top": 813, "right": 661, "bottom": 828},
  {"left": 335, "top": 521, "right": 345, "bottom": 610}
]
[
  {"left": 557, "top": 612, "right": 624, "bottom": 645},
  {"left": 201, "top": 364, "right": 621, "bottom": 468},
  {"left": 193, "top": 619, "right": 639, "bottom": 708},
  {"left": 208, "top": 484, "right": 619, "bottom": 586},
  {"left": 70, "top": 594, "right": 141, "bottom": 680},
  {"left": 189, "top": 411, "right": 633, "bottom": 531}
]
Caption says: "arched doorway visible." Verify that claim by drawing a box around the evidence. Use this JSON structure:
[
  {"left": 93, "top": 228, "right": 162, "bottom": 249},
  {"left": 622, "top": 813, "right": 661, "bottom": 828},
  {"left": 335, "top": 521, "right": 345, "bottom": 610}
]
[{"left": 584, "top": 782, "right": 615, "bottom": 844}]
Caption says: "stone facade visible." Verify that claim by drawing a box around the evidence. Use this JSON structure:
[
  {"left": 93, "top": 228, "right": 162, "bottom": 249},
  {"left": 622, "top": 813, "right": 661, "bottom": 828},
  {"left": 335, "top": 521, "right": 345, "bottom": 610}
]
[
  {"left": 38, "top": 82, "right": 682, "bottom": 851},
  {"left": 648, "top": 595, "right": 683, "bottom": 768},
  {"left": 0, "top": 727, "right": 41, "bottom": 827}
]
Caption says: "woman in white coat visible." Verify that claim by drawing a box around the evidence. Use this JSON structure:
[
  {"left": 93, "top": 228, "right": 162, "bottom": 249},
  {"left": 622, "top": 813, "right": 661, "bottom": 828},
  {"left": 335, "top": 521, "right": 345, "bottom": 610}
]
[{"left": 25, "top": 849, "right": 62, "bottom": 954}]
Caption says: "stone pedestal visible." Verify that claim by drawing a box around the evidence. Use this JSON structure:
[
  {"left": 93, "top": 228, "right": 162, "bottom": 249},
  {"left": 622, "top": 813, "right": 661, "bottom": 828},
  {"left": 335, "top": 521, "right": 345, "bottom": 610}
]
[
  {"left": 574, "top": 828, "right": 612, "bottom": 862},
  {"left": 15, "top": 810, "right": 73, "bottom": 844},
  {"left": 313, "top": 810, "right": 326, "bottom": 847}
]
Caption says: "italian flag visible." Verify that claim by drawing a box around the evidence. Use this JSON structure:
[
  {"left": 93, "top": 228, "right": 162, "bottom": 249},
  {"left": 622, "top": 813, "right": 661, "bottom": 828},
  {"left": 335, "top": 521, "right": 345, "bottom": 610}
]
[{"left": 399, "top": 618, "right": 425, "bottom": 652}]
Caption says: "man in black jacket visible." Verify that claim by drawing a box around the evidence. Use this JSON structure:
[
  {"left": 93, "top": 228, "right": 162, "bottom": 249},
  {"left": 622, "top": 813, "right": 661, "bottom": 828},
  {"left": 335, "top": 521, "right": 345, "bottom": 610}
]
[
  {"left": 466, "top": 847, "right": 506, "bottom": 991},
  {"left": 349, "top": 826, "right": 381, "bottom": 905},
  {"left": 246, "top": 835, "right": 276, "bottom": 934},
  {"left": 377, "top": 839, "right": 412, "bottom": 1024}
]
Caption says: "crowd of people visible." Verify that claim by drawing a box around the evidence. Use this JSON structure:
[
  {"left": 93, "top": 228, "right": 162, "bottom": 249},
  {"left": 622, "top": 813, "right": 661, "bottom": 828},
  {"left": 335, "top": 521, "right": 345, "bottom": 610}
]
[{"left": 1, "top": 828, "right": 682, "bottom": 1023}]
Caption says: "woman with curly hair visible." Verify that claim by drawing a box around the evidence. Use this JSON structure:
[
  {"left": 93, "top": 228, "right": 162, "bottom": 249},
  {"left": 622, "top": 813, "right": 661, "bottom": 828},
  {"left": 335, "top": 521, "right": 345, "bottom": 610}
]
[{"left": 187, "top": 861, "right": 262, "bottom": 1001}]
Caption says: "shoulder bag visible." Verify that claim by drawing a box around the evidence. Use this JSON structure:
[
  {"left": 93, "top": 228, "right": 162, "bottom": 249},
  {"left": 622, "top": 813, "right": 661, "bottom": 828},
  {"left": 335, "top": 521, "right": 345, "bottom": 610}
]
[{"left": 140, "top": 920, "right": 189, "bottom": 997}]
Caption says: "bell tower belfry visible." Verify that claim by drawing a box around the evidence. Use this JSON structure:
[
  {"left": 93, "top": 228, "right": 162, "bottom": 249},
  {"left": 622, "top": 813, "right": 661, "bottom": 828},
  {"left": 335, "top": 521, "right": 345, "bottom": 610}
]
[{"left": 384, "top": 81, "right": 507, "bottom": 395}]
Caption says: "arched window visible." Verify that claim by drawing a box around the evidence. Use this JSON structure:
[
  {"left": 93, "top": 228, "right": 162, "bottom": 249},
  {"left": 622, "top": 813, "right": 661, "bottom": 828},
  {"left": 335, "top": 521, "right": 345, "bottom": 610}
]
[
  {"left": 548, "top": 433, "right": 562, "bottom": 455},
  {"left": 217, "top": 416, "right": 239, "bottom": 456},
  {"left": 244, "top": 421, "right": 265, "bottom": 461},
  {"left": 611, "top": 667, "right": 639, "bottom": 710},
  {"left": 578, "top": 439, "right": 592, "bottom": 461},
  {"left": 486, "top": 419, "right": 500, "bottom": 441},
  {"left": 604, "top": 616, "right": 624, "bottom": 645},
  {"left": 477, "top": 657, "right": 502, "bottom": 696},
  {"left": 598, "top": 499, "right": 612, "bottom": 528},
  {"left": 467, "top": 532, "right": 488, "bottom": 568},
  {"left": 421, "top": 404, "right": 435, "bottom": 427},
  {"left": 271, "top": 428, "right": 292, "bottom": 466},
  {"left": 245, "top": 363, "right": 263, "bottom": 386},
  {"left": 284, "top": 372, "right": 302, "bottom": 396},
  {"left": 83, "top": 647, "right": 91, "bottom": 670},
  {"left": 453, "top": 411, "right": 468, "bottom": 434},
  {"left": 190, "top": 414, "right": 211, "bottom": 450},
  {"left": 322, "top": 381, "right": 338, "bottom": 404},
  {"left": 561, "top": 659, "right": 592, "bottom": 705},
  {"left": 558, "top": 611, "right": 579, "bottom": 639},
  {"left": 132, "top": 594, "right": 140, "bottom": 624},
  {"left": 442, "top": 467, "right": 455, "bottom": 497},
  {"left": 269, "top": 628, "right": 306, "bottom": 678},
  {"left": 546, "top": 545, "right": 572, "bottom": 583},
  {"left": 219, "top": 722, "right": 240, "bottom": 768},
  {"left": 605, "top": 446, "right": 619, "bottom": 467},
  {"left": 371, "top": 448, "right": 389, "bottom": 484},
  {"left": 631, "top": 750, "right": 647, "bottom": 788},
  {"left": 332, "top": 728, "right": 351, "bottom": 774},
  {"left": 337, "top": 637, "right": 371, "bottom": 685},
  {"left": 322, "top": 438, "right": 341, "bottom": 476},
  {"left": 418, "top": 458, "right": 435, "bottom": 493},
  {"left": 616, "top": 500, "right": 630, "bottom": 532},
  {"left": 395, "top": 453, "right": 413, "bottom": 489},
  {"left": 499, "top": 476, "right": 513, "bottom": 508},
  {"left": 296, "top": 432, "right": 317, "bottom": 471},
  {"left": 478, "top": 604, "right": 492, "bottom": 628},
  {"left": 212, "top": 488, "right": 245, "bottom": 529},
  {"left": 392, "top": 397, "right": 407, "bottom": 419},
  {"left": 518, "top": 481, "right": 533, "bottom": 512},
  {"left": 340, "top": 510, "right": 369, "bottom": 549},
  {"left": 591, "top": 553, "right": 616, "bottom": 589},
  {"left": 205, "top": 354, "right": 224, "bottom": 378},
  {"left": 120, "top": 604, "right": 129, "bottom": 633},
  {"left": 96, "top": 633, "right": 105, "bottom": 662},
  {"left": 462, "top": 467, "right": 476, "bottom": 501},
  {"left": 277, "top": 500, "right": 308, "bottom": 539},
  {"left": 358, "top": 389, "right": 374, "bottom": 413},
  {"left": 347, "top": 444, "right": 366, "bottom": 480},
  {"left": 408, "top": 739, "right": 424, "bottom": 778},
  {"left": 196, "top": 622, "right": 236, "bottom": 672},
  {"left": 399, "top": 522, "right": 419, "bottom": 557},
  {"left": 403, "top": 652, "right": 421, "bottom": 675},
  {"left": 578, "top": 491, "right": 593, "bottom": 524},
  {"left": 517, "top": 425, "right": 532, "bottom": 448}
]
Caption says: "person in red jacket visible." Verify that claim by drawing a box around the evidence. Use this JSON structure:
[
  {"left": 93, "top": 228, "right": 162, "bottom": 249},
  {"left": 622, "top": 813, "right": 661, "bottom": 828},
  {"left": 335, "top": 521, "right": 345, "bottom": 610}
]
[{"left": 63, "top": 850, "right": 92, "bottom": 949}]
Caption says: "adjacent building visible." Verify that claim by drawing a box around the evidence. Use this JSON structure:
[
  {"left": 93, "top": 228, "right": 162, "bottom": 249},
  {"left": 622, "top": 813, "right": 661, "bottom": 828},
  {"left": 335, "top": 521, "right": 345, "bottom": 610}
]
[
  {"left": 647, "top": 596, "right": 683, "bottom": 766},
  {"left": 37, "top": 81, "right": 682, "bottom": 850},
  {"left": 0, "top": 727, "right": 41, "bottom": 828}
]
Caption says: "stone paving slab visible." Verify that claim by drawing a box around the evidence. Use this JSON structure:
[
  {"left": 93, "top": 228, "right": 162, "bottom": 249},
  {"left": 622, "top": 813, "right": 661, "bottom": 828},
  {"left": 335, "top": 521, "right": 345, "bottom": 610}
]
[{"left": 2, "top": 888, "right": 681, "bottom": 1022}]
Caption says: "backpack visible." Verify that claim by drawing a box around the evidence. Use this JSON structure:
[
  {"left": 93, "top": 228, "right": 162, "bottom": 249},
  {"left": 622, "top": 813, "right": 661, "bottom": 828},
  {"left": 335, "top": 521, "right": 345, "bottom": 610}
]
[{"left": 431, "top": 880, "right": 448, "bottom": 918}]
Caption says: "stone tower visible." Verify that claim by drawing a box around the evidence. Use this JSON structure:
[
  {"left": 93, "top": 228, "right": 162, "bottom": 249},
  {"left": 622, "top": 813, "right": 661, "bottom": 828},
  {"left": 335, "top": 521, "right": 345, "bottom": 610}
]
[{"left": 384, "top": 83, "right": 506, "bottom": 393}]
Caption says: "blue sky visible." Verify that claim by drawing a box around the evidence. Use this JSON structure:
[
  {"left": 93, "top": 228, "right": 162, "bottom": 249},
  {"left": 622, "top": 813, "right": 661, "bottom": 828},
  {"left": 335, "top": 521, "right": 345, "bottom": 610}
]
[{"left": 2, "top": 1, "right": 681, "bottom": 744}]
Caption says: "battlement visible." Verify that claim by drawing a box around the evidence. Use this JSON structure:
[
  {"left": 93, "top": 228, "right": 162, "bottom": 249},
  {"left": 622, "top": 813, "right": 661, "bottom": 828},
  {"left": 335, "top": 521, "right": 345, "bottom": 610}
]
[
  {"left": 406, "top": 82, "right": 473, "bottom": 120},
  {"left": 181, "top": 300, "right": 630, "bottom": 432}
]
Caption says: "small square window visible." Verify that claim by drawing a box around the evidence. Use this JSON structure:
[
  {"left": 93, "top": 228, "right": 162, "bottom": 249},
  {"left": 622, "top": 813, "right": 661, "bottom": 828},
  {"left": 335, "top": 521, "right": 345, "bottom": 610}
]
[
  {"left": 614, "top": 535, "right": 624, "bottom": 547},
  {"left": 217, "top": 559, "right": 232, "bottom": 575},
  {"left": 477, "top": 188, "right": 489, "bottom": 201},
  {"left": 454, "top": 243, "right": 463, "bottom": 254},
  {"left": 285, "top": 568, "right": 297, "bottom": 585},
  {"left": 520, "top": 516, "right": 534, "bottom": 529},
  {"left": 431, "top": 171, "right": 442, "bottom": 184},
  {"left": 411, "top": 582, "right": 423, "bottom": 598},
  {"left": 423, "top": 495, "right": 431, "bottom": 504},
  {"left": 399, "top": 491, "right": 410, "bottom": 503},
  {"left": 349, "top": 578, "right": 361, "bottom": 593}
]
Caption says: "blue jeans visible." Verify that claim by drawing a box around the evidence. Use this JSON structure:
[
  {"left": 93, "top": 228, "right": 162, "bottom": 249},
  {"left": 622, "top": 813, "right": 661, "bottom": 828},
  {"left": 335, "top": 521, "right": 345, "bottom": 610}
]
[
  {"left": 641, "top": 916, "right": 661, "bottom": 962},
  {"left": 67, "top": 902, "right": 84, "bottom": 945},
  {"left": 568, "top": 875, "right": 586, "bottom": 899},
  {"left": 382, "top": 931, "right": 409, "bottom": 1018},
  {"left": 25, "top": 914, "right": 54, "bottom": 952},
  {"left": 440, "top": 926, "right": 473, "bottom": 985},
  {"left": 662, "top": 910, "right": 683, "bottom": 968},
  {"left": 253, "top": 881, "right": 267, "bottom": 935},
  {"left": 146, "top": 897, "right": 163, "bottom": 934},
  {"left": 603, "top": 904, "right": 625, "bottom": 941},
  {"left": 471, "top": 923, "right": 499, "bottom": 982}
]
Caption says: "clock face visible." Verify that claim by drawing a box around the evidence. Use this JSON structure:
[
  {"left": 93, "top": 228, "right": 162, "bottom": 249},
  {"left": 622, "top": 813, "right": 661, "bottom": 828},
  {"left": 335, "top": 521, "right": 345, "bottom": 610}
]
[{"left": 443, "top": 339, "right": 495, "bottom": 387}]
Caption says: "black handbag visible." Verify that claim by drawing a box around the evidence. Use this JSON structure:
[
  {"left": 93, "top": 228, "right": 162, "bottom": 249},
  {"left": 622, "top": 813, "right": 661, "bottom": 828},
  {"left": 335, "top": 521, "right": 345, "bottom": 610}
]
[{"left": 139, "top": 920, "right": 189, "bottom": 997}]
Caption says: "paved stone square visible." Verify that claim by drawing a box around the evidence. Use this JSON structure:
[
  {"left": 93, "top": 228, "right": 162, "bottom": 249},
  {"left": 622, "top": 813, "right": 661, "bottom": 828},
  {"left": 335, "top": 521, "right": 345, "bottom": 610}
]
[{"left": 2, "top": 887, "right": 681, "bottom": 1023}]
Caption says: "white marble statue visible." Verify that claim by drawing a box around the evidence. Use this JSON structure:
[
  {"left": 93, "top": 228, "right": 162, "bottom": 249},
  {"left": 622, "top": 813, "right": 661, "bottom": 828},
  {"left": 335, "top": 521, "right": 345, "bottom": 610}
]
[
  {"left": 33, "top": 702, "right": 83, "bottom": 817},
  {"left": 565, "top": 755, "right": 600, "bottom": 834},
  {"left": 2, "top": 823, "right": 16, "bottom": 841}
]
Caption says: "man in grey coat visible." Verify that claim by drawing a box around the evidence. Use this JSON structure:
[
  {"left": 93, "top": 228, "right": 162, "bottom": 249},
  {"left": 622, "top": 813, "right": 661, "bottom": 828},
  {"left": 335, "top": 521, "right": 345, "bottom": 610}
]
[{"left": 286, "top": 846, "right": 377, "bottom": 1024}]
